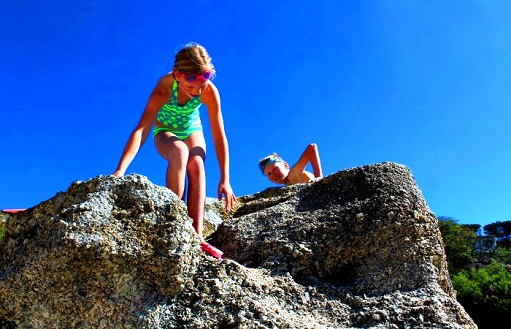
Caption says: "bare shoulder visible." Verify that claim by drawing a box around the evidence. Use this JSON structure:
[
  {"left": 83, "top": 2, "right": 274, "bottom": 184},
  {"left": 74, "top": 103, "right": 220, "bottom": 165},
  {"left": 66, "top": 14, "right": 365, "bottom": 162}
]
[
  {"left": 149, "top": 73, "right": 173, "bottom": 97},
  {"left": 200, "top": 81, "right": 220, "bottom": 107},
  {"left": 204, "top": 80, "right": 219, "bottom": 96},
  {"left": 288, "top": 167, "right": 314, "bottom": 184},
  {"left": 157, "top": 72, "right": 175, "bottom": 89},
  {"left": 143, "top": 73, "right": 173, "bottom": 109}
]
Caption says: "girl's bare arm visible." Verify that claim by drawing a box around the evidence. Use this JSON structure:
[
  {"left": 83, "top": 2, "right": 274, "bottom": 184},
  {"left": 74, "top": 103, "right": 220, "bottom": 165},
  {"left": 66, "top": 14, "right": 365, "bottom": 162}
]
[{"left": 113, "top": 75, "right": 172, "bottom": 176}]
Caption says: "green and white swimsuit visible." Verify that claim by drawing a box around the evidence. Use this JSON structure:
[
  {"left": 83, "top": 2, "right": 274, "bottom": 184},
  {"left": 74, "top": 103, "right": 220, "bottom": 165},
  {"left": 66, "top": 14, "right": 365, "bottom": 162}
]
[{"left": 153, "top": 81, "right": 203, "bottom": 140}]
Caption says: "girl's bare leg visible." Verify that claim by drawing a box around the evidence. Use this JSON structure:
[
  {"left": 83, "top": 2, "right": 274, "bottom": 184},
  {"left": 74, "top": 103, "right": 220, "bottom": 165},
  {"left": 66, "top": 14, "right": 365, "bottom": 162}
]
[
  {"left": 154, "top": 132, "right": 188, "bottom": 199},
  {"left": 184, "top": 132, "right": 207, "bottom": 238}
]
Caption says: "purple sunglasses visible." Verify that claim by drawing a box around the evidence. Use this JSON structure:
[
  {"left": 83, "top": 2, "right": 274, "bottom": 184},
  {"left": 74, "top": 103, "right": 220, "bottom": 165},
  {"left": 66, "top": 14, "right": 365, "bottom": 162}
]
[{"left": 184, "top": 71, "right": 213, "bottom": 82}]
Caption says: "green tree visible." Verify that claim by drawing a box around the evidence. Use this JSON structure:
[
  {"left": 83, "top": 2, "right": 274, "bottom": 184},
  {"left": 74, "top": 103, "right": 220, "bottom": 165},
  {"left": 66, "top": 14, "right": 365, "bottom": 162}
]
[
  {"left": 463, "top": 224, "right": 481, "bottom": 235},
  {"left": 494, "top": 247, "right": 511, "bottom": 264},
  {"left": 437, "top": 216, "right": 477, "bottom": 273},
  {"left": 452, "top": 261, "right": 511, "bottom": 327},
  {"left": 484, "top": 221, "right": 511, "bottom": 248}
]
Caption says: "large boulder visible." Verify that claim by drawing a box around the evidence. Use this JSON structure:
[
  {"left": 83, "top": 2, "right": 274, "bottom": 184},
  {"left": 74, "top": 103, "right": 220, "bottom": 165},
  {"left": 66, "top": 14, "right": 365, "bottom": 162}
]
[
  {"left": 0, "top": 162, "right": 477, "bottom": 328},
  {"left": 212, "top": 161, "right": 453, "bottom": 297}
]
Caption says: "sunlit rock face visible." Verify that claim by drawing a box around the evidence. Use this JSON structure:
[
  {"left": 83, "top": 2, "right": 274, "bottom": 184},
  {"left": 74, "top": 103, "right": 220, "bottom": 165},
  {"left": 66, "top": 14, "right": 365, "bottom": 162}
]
[{"left": 0, "top": 163, "right": 477, "bottom": 328}]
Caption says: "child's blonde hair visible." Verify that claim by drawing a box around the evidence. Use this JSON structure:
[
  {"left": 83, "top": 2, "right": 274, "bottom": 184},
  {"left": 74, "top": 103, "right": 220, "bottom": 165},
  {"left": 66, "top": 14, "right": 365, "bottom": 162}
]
[
  {"left": 258, "top": 153, "right": 284, "bottom": 174},
  {"left": 173, "top": 43, "right": 216, "bottom": 76}
]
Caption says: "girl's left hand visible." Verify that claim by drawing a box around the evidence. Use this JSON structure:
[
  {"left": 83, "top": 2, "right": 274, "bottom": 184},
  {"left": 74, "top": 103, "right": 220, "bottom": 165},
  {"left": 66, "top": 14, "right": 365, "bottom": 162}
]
[{"left": 218, "top": 182, "right": 237, "bottom": 211}]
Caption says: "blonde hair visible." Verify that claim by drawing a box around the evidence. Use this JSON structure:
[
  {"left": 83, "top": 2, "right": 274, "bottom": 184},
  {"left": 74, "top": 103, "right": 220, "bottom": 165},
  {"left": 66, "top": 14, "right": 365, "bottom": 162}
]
[
  {"left": 173, "top": 43, "right": 216, "bottom": 76},
  {"left": 258, "top": 153, "right": 284, "bottom": 174}
]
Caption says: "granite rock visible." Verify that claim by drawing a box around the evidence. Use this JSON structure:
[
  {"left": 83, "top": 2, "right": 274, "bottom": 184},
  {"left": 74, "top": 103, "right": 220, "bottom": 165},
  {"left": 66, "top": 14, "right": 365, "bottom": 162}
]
[{"left": 0, "top": 163, "right": 477, "bottom": 328}]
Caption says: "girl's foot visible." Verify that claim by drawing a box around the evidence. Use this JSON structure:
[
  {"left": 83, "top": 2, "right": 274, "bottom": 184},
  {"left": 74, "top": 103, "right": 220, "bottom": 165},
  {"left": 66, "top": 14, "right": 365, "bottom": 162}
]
[{"left": 200, "top": 242, "right": 223, "bottom": 259}]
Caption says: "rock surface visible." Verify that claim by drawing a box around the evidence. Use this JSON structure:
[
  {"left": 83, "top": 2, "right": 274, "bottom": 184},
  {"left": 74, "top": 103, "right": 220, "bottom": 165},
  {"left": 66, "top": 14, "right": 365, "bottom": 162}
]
[{"left": 0, "top": 162, "right": 477, "bottom": 328}]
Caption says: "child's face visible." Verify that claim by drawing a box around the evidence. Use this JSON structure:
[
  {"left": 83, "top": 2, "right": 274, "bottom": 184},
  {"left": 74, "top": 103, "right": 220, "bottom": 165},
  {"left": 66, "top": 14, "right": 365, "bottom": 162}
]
[
  {"left": 264, "top": 162, "right": 290, "bottom": 184},
  {"left": 175, "top": 72, "right": 209, "bottom": 98}
]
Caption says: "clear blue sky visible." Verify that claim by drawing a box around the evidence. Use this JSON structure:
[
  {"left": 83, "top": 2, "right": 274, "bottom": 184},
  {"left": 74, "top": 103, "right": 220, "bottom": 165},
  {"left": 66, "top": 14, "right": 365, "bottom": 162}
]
[{"left": 1, "top": 1, "right": 510, "bottom": 228}]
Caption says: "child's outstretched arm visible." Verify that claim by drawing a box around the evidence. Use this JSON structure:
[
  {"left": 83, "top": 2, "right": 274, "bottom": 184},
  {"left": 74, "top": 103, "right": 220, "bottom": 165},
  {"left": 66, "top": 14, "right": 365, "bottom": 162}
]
[
  {"left": 289, "top": 143, "right": 323, "bottom": 182},
  {"left": 201, "top": 81, "right": 237, "bottom": 211},
  {"left": 113, "top": 76, "right": 171, "bottom": 177},
  {"left": 307, "top": 143, "right": 323, "bottom": 179}
]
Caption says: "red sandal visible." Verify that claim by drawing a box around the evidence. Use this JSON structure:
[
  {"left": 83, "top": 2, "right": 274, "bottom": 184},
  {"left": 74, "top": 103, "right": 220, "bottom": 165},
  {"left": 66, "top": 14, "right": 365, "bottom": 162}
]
[
  {"left": 1, "top": 209, "right": 26, "bottom": 214},
  {"left": 200, "top": 242, "right": 224, "bottom": 259}
]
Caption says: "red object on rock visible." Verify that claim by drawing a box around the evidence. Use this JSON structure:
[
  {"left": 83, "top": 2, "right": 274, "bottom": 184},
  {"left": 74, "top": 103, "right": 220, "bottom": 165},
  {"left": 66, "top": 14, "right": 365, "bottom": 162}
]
[
  {"left": 201, "top": 242, "right": 224, "bottom": 259},
  {"left": 1, "top": 209, "right": 26, "bottom": 214}
]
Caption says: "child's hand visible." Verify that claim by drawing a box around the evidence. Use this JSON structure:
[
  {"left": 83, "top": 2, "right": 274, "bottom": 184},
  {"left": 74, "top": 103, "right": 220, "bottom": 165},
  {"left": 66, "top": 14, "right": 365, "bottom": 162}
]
[{"left": 218, "top": 182, "right": 237, "bottom": 211}]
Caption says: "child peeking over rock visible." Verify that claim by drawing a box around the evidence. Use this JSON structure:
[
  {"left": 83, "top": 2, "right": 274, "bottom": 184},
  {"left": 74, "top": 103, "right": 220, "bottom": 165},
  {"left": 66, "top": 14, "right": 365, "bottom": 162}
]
[{"left": 258, "top": 143, "right": 323, "bottom": 185}]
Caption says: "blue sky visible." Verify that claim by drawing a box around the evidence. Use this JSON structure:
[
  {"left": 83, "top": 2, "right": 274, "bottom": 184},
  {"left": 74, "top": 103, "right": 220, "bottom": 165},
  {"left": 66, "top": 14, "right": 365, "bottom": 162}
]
[{"left": 1, "top": 1, "right": 510, "bottom": 228}]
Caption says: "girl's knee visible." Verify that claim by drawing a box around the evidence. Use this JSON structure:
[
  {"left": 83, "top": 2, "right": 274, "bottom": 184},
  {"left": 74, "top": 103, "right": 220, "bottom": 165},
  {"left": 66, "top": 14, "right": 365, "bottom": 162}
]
[
  {"left": 155, "top": 134, "right": 189, "bottom": 160},
  {"left": 187, "top": 156, "right": 205, "bottom": 176}
]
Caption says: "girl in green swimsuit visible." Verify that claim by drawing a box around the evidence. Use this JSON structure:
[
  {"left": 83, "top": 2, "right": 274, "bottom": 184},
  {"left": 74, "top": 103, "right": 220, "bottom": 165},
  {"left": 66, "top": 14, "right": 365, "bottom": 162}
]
[{"left": 112, "top": 43, "right": 236, "bottom": 259}]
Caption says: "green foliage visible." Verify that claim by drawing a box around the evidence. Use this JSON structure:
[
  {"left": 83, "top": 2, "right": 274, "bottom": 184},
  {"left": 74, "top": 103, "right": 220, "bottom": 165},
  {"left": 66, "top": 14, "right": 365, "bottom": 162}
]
[
  {"left": 462, "top": 224, "right": 481, "bottom": 235},
  {"left": 437, "top": 216, "right": 477, "bottom": 273},
  {"left": 452, "top": 270, "right": 483, "bottom": 300},
  {"left": 0, "top": 221, "right": 4, "bottom": 241},
  {"left": 438, "top": 216, "right": 511, "bottom": 328},
  {"left": 452, "top": 261, "right": 511, "bottom": 326},
  {"left": 494, "top": 248, "right": 511, "bottom": 264},
  {"left": 484, "top": 221, "right": 511, "bottom": 248}
]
